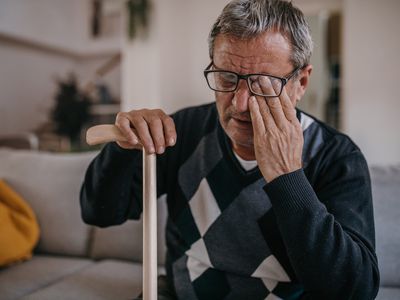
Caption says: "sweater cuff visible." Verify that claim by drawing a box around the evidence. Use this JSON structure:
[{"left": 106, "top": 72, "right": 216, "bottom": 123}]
[
  {"left": 98, "top": 142, "right": 141, "bottom": 174},
  {"left": 264, "top": 169, "right": 321, "bottom": 216},
  {"left": 109, "top": 141, "right": 140, "bottom": 154}
]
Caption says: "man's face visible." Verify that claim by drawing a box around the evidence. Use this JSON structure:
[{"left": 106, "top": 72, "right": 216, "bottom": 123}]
[{"left": 212, "top": 31, "right": 305, "bottom": 156}]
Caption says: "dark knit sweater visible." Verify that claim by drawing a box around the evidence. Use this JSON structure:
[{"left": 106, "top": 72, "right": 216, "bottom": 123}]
[{"left": 80, "top": 102, "right": 379, "bottom": 300}]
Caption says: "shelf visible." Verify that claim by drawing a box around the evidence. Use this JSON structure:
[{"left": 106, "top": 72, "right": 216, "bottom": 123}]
[{"left": 0, "top": 31, "right": 121, "bottom": 59}]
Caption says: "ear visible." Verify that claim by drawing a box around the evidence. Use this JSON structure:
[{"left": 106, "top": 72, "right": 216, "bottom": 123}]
[{"left": 294, "top": 64, "right": 313, "bottom": 102}]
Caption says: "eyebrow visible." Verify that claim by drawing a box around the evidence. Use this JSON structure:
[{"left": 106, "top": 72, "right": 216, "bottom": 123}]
[{"left": 211, "top": 61, "right": 295, "bottom": 79}]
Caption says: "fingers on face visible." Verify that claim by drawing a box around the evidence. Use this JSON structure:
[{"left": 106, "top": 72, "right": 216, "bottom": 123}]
[
  {"left": 248, "top": 96, "right": 265, "bottom": 135},
  {"left": 252, "top": 80, "right": 286, "bottom": 129},
  {"left": 256, "top": 96, "right": 278, "bottom": 131},
  {"left": 255, "top": 76, "right": 275, "bottom": 96},
  {"left": 252, "top": 77, "right": 297, "bottom": 128},
  {"left": 249, "top": 94, "right": 277, "bottom": 134},
  {"left": 258, "top": 76, "right": 297, "bottom": 123},
  {"left": 279, "top": 87, "right": 297, "bottom": 122}
]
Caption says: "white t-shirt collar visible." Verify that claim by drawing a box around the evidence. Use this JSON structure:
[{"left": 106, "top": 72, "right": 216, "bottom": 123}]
[{"left": 232, "top": 151, "right": 258, "bottom": 171}]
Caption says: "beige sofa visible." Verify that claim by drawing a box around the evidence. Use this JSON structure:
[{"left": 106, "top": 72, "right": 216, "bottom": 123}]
[
  {"left": 0, "top": 147, "right": 399, "bottom": 300},
  {"left": 0, "top": 148, "right": 167, "bottom": 300}
]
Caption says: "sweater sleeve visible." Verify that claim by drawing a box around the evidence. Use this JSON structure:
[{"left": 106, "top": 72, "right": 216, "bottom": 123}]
[
  {"left": 80, "top": 142, "right": 168, "bottom": 227},
  {"left": 264, "top": 151, "right": 379, "bottom": 299},
  {"left": 80, "top": 142, "right": 143, "bottom": 227}
]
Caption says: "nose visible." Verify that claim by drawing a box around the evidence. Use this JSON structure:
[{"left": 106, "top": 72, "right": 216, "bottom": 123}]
[{"left": 232, "top": 79, "right": 251, "bottom": 113}]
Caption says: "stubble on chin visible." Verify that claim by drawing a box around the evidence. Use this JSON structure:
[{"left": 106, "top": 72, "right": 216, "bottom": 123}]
[
  {"left": 216, "top": 99, "right": 253, "bottom": 140},
  {"left": 225, "top": 118, "right": 255, "bottom": 148}
]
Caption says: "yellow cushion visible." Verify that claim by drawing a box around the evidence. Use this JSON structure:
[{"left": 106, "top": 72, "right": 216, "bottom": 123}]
[{"left": 0, "top": 179, "right": 40, "bottom": 267}]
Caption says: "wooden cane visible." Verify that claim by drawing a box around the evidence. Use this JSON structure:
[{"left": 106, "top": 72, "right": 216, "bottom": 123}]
[{"left": 87, "top": 124, "right": 158, "bottom": 300}]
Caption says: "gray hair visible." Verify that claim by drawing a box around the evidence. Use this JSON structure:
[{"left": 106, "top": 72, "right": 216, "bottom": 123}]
[{"left": 208, "top": 0, "right": 313, "bottom": 69}]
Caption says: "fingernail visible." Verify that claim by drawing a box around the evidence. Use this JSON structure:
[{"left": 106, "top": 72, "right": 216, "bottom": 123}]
[
  {"left": 158, "top": 146, "right": 165, "bottom": 154},
  {"left": 132, "top": 138, "right": 138, "bottom": 144},
  {"left": 149, "top": 146, "right": 155, "bottom": 154},
  {"left": 169, "top": 138, "right": 175, "bottom": 145}
]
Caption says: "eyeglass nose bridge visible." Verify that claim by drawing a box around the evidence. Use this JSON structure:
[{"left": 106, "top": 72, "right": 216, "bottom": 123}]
[
  {"left": 235, "top": 73, "right": 263, "bottom": 96},
  {"left": 234, "top": 74, "right": 251, "bottom": 94}
]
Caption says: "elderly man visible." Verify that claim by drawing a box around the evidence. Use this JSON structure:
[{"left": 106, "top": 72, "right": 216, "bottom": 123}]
[{"left": 80, "top": 0, "right": 379, "bottom": 299}]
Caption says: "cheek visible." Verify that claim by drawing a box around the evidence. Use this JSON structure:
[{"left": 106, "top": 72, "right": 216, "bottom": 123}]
[{"left": 215, "top": 93, "right": 233, "bottom": 118}]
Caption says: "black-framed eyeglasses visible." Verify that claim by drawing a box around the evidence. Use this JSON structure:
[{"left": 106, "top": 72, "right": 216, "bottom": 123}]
[{"left": 203, "top": 61, "right": 301, "bottom": 97}]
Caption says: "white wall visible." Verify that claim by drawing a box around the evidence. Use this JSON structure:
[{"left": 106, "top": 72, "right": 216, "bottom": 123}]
[
  {"left": 0, "top": 0, "right": 121, "bottom": 136},
  {"left": 342, "top": 0, "right": 400, "bottom": 165},
  {"left": 0, "top": 0, "right": 121, "bottom": 56},
  {"left": 298, "top": 12, "right": 330, "bottom": 121},
  {"left": 0, "top": 0, "right": 83, "bottom": 49},
  {"left": 0, "top": 38, "right": 121, "bottom": 136},
  {"left": 122, "top": 0, "right": 228, "bottom": 113},
  {"left": 0, "top": 38, "right": 72, "bottom": 135}
]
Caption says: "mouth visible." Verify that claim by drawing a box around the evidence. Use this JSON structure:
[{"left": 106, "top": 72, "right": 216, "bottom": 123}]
[{"left": 230, "top": 117, "right": 253, "bottom": 129}]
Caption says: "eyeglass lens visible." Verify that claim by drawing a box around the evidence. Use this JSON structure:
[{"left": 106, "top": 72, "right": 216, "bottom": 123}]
[{"left": 206, "top": 71, "right": 283, "bottom": 96}]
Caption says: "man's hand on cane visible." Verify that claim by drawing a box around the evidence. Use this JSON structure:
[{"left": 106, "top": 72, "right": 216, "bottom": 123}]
[{"left": 114, "top": 109, "right": 177, "bottom": 154}]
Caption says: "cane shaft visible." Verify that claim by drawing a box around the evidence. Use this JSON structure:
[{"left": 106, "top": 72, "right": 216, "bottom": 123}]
[
  {"left": 143, "top": 152, "right": 157, "bottom": 300},
  {"left": 86, "top": 125, "right": 158, "bottom": 299}
]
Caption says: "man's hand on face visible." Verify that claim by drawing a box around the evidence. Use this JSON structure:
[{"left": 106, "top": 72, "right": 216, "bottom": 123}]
[
  {"left": 114, "top": 109, "right": 177, "bottom": 154},
  {"left": 248, "top": 79, "right": 303, "bottom": 182}
]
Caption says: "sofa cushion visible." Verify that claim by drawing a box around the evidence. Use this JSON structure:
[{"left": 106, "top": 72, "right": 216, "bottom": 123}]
[
  {"left": 0, "top": 149, "right": 97, "bottom": 257},
  {"left": 375, "top": 287, "right": 400, "bottom": 300},
  {"left": 0, "top": 255, "right": 93, "bottom": 299},
  {"left": 370, "top": 165, "right": 400, "bottom": 286},
  {"left": 19, "top": 260, "right": 150, "bottom": 300},
  {"left": 90, "top": 195, "right": 168, "bottom": 265}
]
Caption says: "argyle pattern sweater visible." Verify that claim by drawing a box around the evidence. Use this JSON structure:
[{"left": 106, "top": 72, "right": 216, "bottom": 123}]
[{"left": 80, "top": 103, "right": 379, "bottom": 300}]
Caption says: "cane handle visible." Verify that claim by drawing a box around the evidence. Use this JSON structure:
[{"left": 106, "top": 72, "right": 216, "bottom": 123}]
[{"left": 86, "top": 124, "right": 128, "bottom": 145}]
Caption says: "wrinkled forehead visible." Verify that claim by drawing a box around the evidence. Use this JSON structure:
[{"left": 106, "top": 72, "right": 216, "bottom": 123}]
[{"left": 212, "top": 32, "right": 293, "bottom": 73}]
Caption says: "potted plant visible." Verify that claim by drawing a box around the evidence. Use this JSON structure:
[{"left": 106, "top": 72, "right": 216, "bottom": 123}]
[{"left": 52, "top": 74, "right": 91, "bottom": 148}]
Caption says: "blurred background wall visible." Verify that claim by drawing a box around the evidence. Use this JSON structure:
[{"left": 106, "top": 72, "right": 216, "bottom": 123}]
[
  {"left": 0, "top": 0, "right": 399, "bottom": 165},
  {"left": 342, "top": 0, "right": 400, "bottom": 165}
]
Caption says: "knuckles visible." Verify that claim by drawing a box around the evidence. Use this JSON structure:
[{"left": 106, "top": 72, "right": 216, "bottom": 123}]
[
  {"left": 114, "top": 108, "right": 176, "bottom": 150},
  {"left": 117, "top": 108, "right": 167, "bottom": 120}
]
